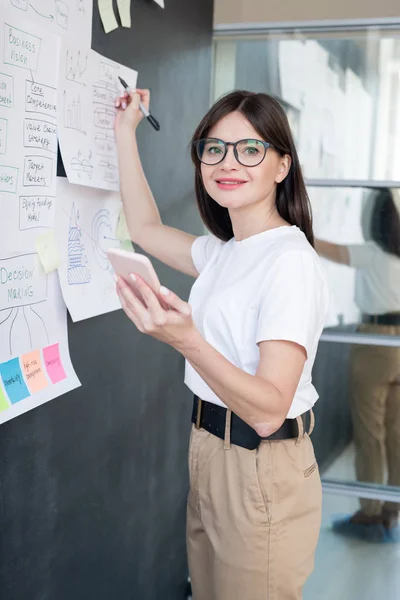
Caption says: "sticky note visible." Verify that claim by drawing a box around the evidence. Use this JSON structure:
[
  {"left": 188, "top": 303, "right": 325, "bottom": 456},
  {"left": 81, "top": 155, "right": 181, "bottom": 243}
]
[
  {"left": 120, "top": 239, "right": 134, "bottom": 251},
  {"left": 0, "top": 358, "right": 30, "bottom": 404},
  {"left": 0, "top": 384, "right": 10, "bottom": 412},
  {"left": 21, "top": 350, "right": 49, "bottom": 394},
  {"left": 35, "top": 230, "right": 60, "bottom": 274},
  {"left": 98, "top": 0, "right": 119, "bottom": 33},
  {"left": 116, "top": 207, "right": 131, "bottom": 242},
  {"left": 117, "top": 0, "right": 131, "bottom": 27},
  {"left": 43, "top": 344, "right": 67, "bottom": 384},
  {"left": 115, "top": 208, "right": 134, "bottom": 251}
]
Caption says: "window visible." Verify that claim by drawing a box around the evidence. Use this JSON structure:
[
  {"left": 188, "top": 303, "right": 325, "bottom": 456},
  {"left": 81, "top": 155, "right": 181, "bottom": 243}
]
[{"left": 213, "top": 30, "right": 400, "bottom": 181}]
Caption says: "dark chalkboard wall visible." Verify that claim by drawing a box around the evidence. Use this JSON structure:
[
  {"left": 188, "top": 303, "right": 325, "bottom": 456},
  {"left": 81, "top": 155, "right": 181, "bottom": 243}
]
[{"left": 0, "top": 2, "right": 213, "bottom": 599}]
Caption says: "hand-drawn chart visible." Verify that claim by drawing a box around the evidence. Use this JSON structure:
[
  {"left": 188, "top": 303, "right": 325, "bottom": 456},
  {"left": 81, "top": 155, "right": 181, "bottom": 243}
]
[
  {"left": 0, "top": 304, "right": 49, "bottom": 356},
  {"left": 63, "top": 89, "right": 86, "bottom": 134},
  {"left": 92, "top": 209, "right": 114, "bottom": 270},
  {"left": 0, "top": 253, "right": 48, "bottom": 355},
  {"left": 58, "top": 39, "right": 138, "bottom": 191},
  {"left": 7, "top": 0, "right": 93, "bottom": 42},
  {"left": 67, "top": 202, "right": 91, "bottom": 284},
  {"left": 0, "top": 252, "right": 80, "bottom": 424},
  {"left": 69, "top": 150, "right": 93, "bottom": 182},
  {"left": 55, "top": 177, "right": 125, "bottom": 321},
  {"left": 94, "top": 132, "right": 116, "bottom": 157},
  {"left": 0, "top": 7, "right": 80, "bottom": 425},
  {"left": 65, "top": 48, "right": 88, "bottom": 85},
  {"left": 0, "top": 10, "right": 59, "bottom": 253}
]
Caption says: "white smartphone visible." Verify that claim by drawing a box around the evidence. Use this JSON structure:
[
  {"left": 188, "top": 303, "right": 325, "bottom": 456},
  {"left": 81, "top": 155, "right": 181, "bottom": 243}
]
[{"left": 107, "top": 248, "right": 161, "bottom": 300}]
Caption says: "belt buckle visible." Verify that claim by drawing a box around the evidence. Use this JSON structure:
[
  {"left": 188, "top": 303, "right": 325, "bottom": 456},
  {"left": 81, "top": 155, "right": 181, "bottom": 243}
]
[{"left": 195, "top": 398, "right": 203, "bottom": 429}]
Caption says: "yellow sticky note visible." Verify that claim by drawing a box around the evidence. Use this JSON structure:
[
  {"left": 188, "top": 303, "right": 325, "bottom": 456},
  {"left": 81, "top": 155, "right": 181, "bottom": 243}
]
[
  {"left": 98, "top": 0, "right": 119, "bottom": 33},
  {"left": 116, "top": 207, "right": 131, "bottom": 243},
  {"left": 117, "top": 0, "right": 131, "bottom": 27},
  {"left": 35, "top": 231, "right": 60, "bottom": 274}
]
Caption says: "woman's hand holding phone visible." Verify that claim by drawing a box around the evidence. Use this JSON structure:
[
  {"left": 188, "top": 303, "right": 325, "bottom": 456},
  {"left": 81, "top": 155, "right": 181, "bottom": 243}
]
[
  {"left": 107, "top": 248, "right": 198, "bottom": 351},
  {"left": 114, "top": 274, "right": 197, "bottom": 352}
]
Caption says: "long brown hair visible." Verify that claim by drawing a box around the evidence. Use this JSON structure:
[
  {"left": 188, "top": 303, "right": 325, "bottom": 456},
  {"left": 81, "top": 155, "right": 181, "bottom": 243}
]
[
  {"left": 370, "top": 188, "right": 400, "bottom": 258},
  {"left": 190, "top": 90, "right": 314, "bottom": 246}
]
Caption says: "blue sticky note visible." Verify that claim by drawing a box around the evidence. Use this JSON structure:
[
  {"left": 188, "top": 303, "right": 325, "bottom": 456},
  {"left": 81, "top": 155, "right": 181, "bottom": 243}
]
[{"left": 0, "top": 358, "right": 30, "bottom": 404}]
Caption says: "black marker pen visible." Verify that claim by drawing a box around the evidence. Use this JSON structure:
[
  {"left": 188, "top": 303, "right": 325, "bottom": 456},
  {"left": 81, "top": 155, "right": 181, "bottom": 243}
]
[{"left": 118, "top": 76, "right": 160, "bottom": 132}]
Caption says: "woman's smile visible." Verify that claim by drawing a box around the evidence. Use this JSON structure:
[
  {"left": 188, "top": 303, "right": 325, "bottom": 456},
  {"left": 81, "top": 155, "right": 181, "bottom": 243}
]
[{"left": 214, "top": 177, "right": 248, "bottom": 191}]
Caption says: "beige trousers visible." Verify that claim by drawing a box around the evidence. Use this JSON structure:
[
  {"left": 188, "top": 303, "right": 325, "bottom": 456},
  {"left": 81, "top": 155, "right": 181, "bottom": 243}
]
[
  {"left": 350, "top": 323, "right": 400, "bottom": 516},
  {"left": 187, "top": 416, "right": 322, "bottom": 600}
]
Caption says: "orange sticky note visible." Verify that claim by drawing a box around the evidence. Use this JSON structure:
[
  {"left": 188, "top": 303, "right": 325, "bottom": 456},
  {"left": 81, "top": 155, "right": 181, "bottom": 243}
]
[{"left": 21, "top": 350, "right": 48, "bottom": 394}]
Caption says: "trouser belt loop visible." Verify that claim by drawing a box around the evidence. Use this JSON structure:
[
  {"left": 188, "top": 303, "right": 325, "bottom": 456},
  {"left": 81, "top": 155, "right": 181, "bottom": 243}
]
[
  {"left": 308, "top": 408, "right": 315, "bottom": 436},
  {"left": 224, "top": 409, "right": 232, "bottom": 450},
  {"left": 295, "top": 414, "right": 304, "bottom": 444},
  {"left": 195, "top": 398, "right": 203, "bottom": 429}
]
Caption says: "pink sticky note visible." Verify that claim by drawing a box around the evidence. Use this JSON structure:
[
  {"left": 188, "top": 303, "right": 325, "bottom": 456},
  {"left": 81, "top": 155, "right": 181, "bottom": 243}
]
[
  {"left": 43, "top": 344, "right": 67, "bottom": 384},
  {"left": 21, "top": 350, "right": 49, "bottom": 394}
]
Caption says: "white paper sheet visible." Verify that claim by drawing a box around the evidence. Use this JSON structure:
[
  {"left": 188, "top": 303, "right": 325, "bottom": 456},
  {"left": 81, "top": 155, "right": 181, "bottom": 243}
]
[
  {"left": 2, "top": 0, "right": 93, "bottom": 42},
  {"left": 153, "top": 0, "right": 164, "bottom": 7},
  {"left": 0, "top": 255, "right": 80, "bottom": 424},
  {"left": 0, "top": 6, "right": 80, "bottom": 424},
  {"left": 58, "top": 39, "right": 138, "bottom": 191},
  {"left": 55, "top": 177, "right": 127, "bottom": 321},
  {"left": 0, "top": 9, "right": 60, "bottom": 254}
]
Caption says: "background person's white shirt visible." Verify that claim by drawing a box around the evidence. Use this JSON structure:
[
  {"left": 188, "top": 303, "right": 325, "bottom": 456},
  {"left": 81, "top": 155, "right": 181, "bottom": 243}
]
[
  {"left": 348, "top": 242, "right": 400, "bottom": 315},
  {"left": 185, "top": 226, "right": 329, "bottom": 419}
]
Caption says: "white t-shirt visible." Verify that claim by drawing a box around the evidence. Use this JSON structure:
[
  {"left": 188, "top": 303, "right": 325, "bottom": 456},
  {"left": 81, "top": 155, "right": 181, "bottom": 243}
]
[
  {"left": 348, "top": 241, "right": 400, "bottom": 315},
  {"left": 185, "top": 225, "right": 329, "bottom": 419}
]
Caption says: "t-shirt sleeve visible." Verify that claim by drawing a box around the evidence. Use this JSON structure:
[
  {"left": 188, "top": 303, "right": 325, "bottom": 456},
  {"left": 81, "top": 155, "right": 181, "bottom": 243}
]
[
  {"left": 256, "top": 251, "right": 328, "bottom": 357},
  {"left": 347, "top": 242, "right": 378, "bottom": 269},
  {"left": 191, "top": 234, "right": 224, "bottom": 274}
]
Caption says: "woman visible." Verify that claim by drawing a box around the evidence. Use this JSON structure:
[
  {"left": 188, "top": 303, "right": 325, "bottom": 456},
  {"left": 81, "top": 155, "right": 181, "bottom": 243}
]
[
  {"left": 114, "top": 89, "right": 329, "bottom": 599},
  {"left": 315, "top": 188, "right": 400, "bottom": 543}
]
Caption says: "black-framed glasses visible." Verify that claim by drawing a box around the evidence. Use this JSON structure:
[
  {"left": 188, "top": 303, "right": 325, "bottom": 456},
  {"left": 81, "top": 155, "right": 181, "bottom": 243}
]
[{"left": 194, "top": 137, "right": 272, "bottom": 167}]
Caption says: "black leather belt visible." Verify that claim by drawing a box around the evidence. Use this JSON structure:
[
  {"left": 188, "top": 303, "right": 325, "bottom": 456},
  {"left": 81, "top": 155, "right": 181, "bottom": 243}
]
[
  {"left": 191, "top": 396, "right": 309, "bottom": 450},
  {"left": 363, "top": 313, "right": 400, "bottom": 326}
]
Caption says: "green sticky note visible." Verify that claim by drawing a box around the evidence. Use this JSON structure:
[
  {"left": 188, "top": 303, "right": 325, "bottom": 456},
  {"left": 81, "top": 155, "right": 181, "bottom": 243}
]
[
  {"left": 120, "top": 239, "right": 134, "bottom": 252},
  {"left": 0, "top": 385, "right": 10, "bottom": 413},
  {"left": 116, "top": 208, "right": 131, "bottom": 243}
]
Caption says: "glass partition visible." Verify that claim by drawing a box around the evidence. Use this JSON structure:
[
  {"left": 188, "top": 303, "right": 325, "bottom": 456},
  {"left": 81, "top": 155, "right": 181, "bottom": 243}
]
[
  {"left": 213, "top": 31, "right": 400, "bottom": 182},
  {"left": 213, "top": 25, "right": 400, "bottom": 560}
]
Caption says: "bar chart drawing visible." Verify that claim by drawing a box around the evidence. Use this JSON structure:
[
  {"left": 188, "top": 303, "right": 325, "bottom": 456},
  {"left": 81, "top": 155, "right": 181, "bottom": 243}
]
[{"left": 63, "top": 90, "right": 86, "bottom": 135}]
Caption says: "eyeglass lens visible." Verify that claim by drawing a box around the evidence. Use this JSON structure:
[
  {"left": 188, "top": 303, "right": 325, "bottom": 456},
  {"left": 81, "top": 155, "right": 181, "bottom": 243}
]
[{"left": 196, "top": 139, "right": 267, "bottom": 166}]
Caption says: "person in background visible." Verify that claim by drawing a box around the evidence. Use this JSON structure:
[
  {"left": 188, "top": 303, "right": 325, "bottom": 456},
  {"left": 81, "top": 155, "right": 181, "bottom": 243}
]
[
  {"left": 114, "top": 88, "right": 329, "bottom": 599},
  {"left": 315, "top": 187, "right": 400, "bottom": 543}
]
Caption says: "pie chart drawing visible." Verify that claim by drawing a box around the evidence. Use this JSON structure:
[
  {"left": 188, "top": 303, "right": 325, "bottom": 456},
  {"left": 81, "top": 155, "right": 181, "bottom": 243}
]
[{"left": 92, "top": 209, "right": 114, "bottom": 270}]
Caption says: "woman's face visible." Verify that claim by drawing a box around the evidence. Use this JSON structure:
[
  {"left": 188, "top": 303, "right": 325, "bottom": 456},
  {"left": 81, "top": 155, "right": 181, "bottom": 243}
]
[{"left": 200, "top": 111, "right": 290, "bottom": 211}]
